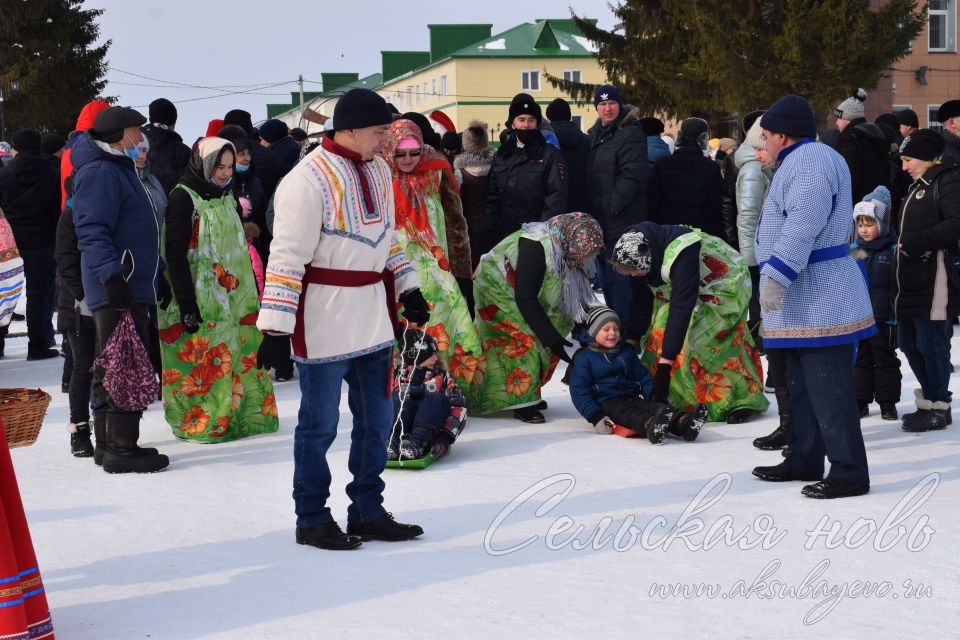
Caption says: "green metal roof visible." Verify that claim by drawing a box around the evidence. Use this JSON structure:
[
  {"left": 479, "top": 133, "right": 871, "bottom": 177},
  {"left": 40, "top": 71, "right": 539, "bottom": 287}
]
[
  {"left": 428, "top": 24, "right": 493, "bottom": 60},
  {"left": 446, "top": 19, "right": 597, "bottom": 59},
  {"left": 382, "top": 51, "right": 432, "bottom": 83},
  {"left": 265, "top": 73, "right": 383, "bottom": 119}
]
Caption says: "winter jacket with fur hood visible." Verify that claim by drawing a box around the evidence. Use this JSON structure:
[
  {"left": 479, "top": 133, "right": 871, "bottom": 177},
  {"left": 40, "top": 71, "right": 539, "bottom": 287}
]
[
  {"left": 454, "top": 121, "right": 496, "bottom": 268},
  {"left": 587, "top": 107, "right": 650, "bottom": 240},
  {"left": 733, "top": 143, "right": 771, "bottom": 266}
]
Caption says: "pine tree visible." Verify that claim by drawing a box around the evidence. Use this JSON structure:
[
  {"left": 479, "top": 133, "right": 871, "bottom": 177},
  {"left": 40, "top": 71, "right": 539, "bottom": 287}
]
[
  {"left": 548, "top": 0, "right": 925, "bottom": 124},
  {"left": 0, "top": 0, "right": 110, "bottom": 135}
]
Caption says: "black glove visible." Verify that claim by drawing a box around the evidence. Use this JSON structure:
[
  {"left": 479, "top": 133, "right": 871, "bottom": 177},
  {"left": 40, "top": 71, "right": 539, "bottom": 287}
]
[
  {"left": 400, "top": 289, "right": 430, "bottom": 325},
  {"left": 105, "top": 276, "right": 133, "bottom": 310},
  {"left": 551, "top": 338, "right": 573, "bottom": 363},
  {"left": 180, "top": 301, "right": 203, "bottom": 334},
  {"left": 156, "top": 275, "right": 173, "bottom": 310},
  {"left": 652, "top": 362, "right": 672, "bottom": 403},
  {"left": 257, "top": 333, "right": 290, "bottom": 370}
]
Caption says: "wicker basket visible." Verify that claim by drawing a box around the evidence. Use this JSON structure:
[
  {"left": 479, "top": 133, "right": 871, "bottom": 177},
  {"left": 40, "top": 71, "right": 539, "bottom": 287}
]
[{"left": 0, "top": 388, "right": 52, "bottom": 448}]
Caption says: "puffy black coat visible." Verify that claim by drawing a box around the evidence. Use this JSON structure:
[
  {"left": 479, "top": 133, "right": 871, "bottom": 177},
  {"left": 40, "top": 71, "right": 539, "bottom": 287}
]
[
  {"left": 552, "top": 120, "right": 591, "bottom": 213},
  {"left": 267, "top": 135, "right": 301, "bottom": 170},
  {"left": 647, "top": 146, "right": 723, "bottom": 238},
  {"left": 719, "top": 152, "right": 739, "bottom": 249},
  {"left": 943, "top": 130, "right": 960, "bottom": 168},
  {"left": 853, "top": 229, "right": 897, "bottom": 324},
  {"left": 0, "top": 150, "right": 61, "bottom": 250},
  {"left": 893, "top": 164, "right": 960, "bottom": 320},
  {"left": 249, "top": 142, "right": 288, "bottom": 201},
  {"left": 141, "top": 124, "right": 191, "bottom": 196},
  {"left": 835, "top": 119, "right": 890, "bottom": 205},
  {"left": 485, "top": 130, "right": 567, "bottom": 243},
  {"left": 587, "top": 108, "right": 649, "bottom": 241}
]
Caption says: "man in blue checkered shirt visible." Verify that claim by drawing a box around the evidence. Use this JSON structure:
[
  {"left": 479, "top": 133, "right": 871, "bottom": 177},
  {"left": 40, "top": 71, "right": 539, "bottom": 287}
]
[{"left": 751, "top": 94, "right": 875, "bottom": 500}]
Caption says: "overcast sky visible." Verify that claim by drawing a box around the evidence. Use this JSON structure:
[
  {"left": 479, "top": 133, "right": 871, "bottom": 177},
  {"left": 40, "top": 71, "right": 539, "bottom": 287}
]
[{"left": 84, "top": 0, "right": 616, "bottom": 140}]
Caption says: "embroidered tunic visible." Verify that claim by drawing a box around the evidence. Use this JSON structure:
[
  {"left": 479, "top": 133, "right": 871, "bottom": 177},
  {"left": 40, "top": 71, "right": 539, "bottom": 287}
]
[{"left": 257, "top": 139, "right": 419, "bottom": 362}]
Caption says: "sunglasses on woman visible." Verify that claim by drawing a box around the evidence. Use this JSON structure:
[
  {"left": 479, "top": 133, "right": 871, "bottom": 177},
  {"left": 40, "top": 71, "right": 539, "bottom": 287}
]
[{"left": 394, "top": 149, "right": 422, "bottom": 158}]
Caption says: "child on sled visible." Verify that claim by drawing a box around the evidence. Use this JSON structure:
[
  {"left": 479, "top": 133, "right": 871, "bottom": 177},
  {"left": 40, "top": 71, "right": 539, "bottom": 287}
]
[
  {"left": 389, "top": 327, "right": 466, "bottom": 461},
  {"left": 568, "top": 306, "right": 707, "bottom": 444}
]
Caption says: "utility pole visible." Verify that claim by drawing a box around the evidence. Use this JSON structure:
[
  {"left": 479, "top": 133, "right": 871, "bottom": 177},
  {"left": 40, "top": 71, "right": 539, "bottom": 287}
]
[{"left": 298, "top": 74, "right": 305, "bottom": 112}]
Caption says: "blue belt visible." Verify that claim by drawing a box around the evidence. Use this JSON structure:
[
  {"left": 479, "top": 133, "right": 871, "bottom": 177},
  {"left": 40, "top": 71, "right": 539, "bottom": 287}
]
[{"left": 759, "top": 243, "right": 849, "bottom": 270}]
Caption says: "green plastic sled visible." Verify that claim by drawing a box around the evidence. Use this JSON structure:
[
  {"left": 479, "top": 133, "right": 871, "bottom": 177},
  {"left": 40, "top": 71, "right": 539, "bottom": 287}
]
[{"left": 385, "top": 452, "right": 438, "bottom": 469}]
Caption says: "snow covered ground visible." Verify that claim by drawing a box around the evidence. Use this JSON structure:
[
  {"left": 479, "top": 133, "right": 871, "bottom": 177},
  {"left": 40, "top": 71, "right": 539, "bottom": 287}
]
[{"left": 2, "top": 317, "right": 959, "bottom": 639}]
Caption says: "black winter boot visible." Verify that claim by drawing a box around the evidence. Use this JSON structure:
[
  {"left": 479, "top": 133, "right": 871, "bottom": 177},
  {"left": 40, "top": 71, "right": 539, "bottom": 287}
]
[
  {"left": 93, "top": 414, "right": 106, "bottom": 466},
  {"left": 903, "top": 401, "right": 950, "bottom": 432},
  {"left": 645, "top": 406, "right": 676, "bottom": 445},
  {"left": 102, "top": 412, "right": 169, "bottom": 474},
  {"left": 68, "top": 422, "right": 94, "bottom": 457},
  {"left": 755, "top": 387, "right": 790, "bottom": 450},
  {"left": 879, "top": 403, "right": 898, "bottom": 420},
  {"left": 668, "top": 404, "right": 707, "bottom": 442}
]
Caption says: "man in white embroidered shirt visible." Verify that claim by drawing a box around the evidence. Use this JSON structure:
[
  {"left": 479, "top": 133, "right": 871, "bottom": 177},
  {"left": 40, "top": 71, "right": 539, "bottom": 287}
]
[{"left": 258, "top": 88, "right": 429, "bottom": 549}]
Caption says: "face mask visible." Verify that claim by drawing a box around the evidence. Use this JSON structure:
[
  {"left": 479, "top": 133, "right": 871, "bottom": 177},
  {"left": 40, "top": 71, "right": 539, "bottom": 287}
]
[
  {"left": 515, "top": 128, "right": 539, "bottom": 144},
  {"left": 123, "top": 134, "right": 141, "bottom": 161},
  {"left": 235, "top": 163, "right": 250, "bottom": 173},
  {"left": 210, "top": 177, "right": 232, "bottom": 188}
]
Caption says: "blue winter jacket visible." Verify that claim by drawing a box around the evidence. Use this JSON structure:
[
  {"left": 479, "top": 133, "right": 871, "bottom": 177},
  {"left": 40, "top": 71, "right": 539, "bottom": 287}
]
[
  {"left": 569, "top": 330, "right": 654, "bottom": 423},
  {"left": 71, "top": 131, "right": 161, "bottom": 311},
  {"left": 646, "top": 135, "right": 671, "bottom": 167}
]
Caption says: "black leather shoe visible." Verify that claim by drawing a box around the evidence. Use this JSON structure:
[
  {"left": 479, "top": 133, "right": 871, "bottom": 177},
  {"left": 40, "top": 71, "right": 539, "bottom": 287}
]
[
  {"left": 753, "top": 424, "right": 789, "bottom": 450},
  {"left": 347, "top": 513, "right": 423, "bottom": 542},
  {"left": 801, "top": 479, "right": 869, "bottom": 499},
  {"left": 513, "top": 407, "right": 545, "bottom": 424},
  {"left": 725, "top": 408, "right": 753, "bottom": 424},
  {"left": 535, "top": 400, "right": 548, "bottom": 410},
  {"left": 752, "top": 461, "right": 822, "bottom": 482},
  {"left": 296, "top": 522, "right": 362, "bottom": 550}
]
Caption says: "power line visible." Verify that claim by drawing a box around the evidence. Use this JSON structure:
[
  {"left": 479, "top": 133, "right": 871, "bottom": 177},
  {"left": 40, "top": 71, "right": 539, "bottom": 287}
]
[
  {"left": 126, "top": 80, "right": 298, "bottom": 108},
  {"left": 108, "top": 66, "right": 298, "bottom": 92}
]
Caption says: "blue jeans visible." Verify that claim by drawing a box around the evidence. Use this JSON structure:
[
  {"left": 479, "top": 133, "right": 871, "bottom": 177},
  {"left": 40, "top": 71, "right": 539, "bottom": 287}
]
[
  {"left": 897, "top": 318, "right": 952, "bottom": 403},
  {"left": 784, "top": 343, "right": 869, "bottom": 487},
  {"left": 20, "top": 244, "right": 56, "bottom": 346},
  {"left": 294, "top": 347, "right": 393, "bottom": 528},
  {"left": 600, "top": 238, "right": 633, "bottom": 330}
]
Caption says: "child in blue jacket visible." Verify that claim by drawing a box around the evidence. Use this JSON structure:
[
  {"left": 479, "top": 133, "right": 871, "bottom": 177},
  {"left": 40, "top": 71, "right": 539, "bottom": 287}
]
[
  {"left": 569, "top": 306, "right": 707, "bottom": 444},
  {"left": 851, "top": 186, "right": 901, "bottom": 420}
]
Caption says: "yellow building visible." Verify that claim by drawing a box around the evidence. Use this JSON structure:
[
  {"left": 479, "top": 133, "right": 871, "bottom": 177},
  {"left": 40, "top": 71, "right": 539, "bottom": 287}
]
[{"left": 268, "top": 19, "right": 609, "bottom": 140}]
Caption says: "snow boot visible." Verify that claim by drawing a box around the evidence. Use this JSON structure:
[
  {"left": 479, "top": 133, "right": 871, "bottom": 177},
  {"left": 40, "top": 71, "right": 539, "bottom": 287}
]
[
  {"left": 901, "top": 389, "right": 931, "bottom": 427},
  {"left": 68, "top": 422, "right": 94, "bottom": 458},
  {"left": 102, "top": 413, "right": 169, "bottom": 474},
  {"left": 645, "top": 406, "right": 676, "bottom": 445},
  {"left": 754, "top": 387, "right": 789, "bottom": 450},
  {"left": 513, "top": 406, "right": 545, "bottom": 424},
  {"left": 399, "top": 438, "right": 425, "bottom": 460},
  {"left": 669, "top": 404, "right": 707, "bottom": 442},
  {"left": 903, "top": 401, "right": 950, "bottom": 432},
  {"left": 726, "top": 408, "right": 753, "bottom": 424},
  {"left": 879, "top": 402, "right": 898, "bottom": 421}
]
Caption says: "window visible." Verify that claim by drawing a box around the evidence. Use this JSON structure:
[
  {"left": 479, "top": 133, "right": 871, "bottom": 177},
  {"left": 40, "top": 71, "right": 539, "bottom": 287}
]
[
  {"left": 423, "top": 82, "right": 428, "bottom": 99},
  {"left": 406, "top": 86, "right": 412, "bottom": 108},
  {"left": 521, "top": 70, "right": 540, "bottom": 91},
  {"left": 440, "top": 75, "right": 447, "bottom": 96},
  {"left": 432, "top": 79, "right": 436, "bottom": 96},
  {"left": 929, "top": 105, "right": 944, "bottom": 132},
  {"left": 571, "top": 115, "right": 584, "bottom": 131},
  {"left": 928, "top": 0, "right": 957, "bottom": 52},
  {"left": 563, "top": 70, "right": 582, "bottom": 84}
]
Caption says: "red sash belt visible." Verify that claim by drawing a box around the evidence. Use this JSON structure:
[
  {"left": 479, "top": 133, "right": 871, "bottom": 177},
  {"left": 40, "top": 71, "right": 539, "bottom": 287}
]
[{"left": 293, "top": 266, "right": 397, "bottom": 358}]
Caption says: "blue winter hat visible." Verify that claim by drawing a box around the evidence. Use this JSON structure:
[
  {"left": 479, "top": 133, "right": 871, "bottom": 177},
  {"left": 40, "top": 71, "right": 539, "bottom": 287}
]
[
  {"left": 258, "top": 119, "right": 289, "bottom": 144},
  {"left": 854, "top": 185, "right": 892, "bottom": 225},
  {"left": 760, "top": 94, "right": 817, "bottom": 139},
  {"left": 594, "top": 84, "right": 621, "bottom": 107}
]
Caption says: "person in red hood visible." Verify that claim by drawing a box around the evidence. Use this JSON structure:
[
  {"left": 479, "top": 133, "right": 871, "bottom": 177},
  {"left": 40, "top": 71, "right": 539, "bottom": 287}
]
[{"left": 60, "top": 99, "right": 111, "bottom": 211}]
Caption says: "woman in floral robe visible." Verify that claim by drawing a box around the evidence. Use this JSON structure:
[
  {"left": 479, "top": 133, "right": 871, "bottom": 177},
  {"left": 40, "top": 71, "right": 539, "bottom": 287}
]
[
  {"left": 158, "top": 137, "right": 279, "bottom": 442},
  {"left": 611, "top": 222, "right": 769, "bottom": 422},
  {"left": 471, "top": 212, "right": 604, "bottom": 422},
  {"left": 384, "top": 119, "right": 480, "bottom": 390}
]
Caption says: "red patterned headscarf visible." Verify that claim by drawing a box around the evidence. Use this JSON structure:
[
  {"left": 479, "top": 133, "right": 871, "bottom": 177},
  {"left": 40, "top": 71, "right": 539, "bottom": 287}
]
[{"left": 547, "top": 212, "right": 604, "bottom": 269}]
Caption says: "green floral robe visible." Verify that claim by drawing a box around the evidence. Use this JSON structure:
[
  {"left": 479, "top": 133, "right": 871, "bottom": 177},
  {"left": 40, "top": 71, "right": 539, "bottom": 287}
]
[
  {"left": 158, "top": 186, "right": 279, "bottom": 442},
  {"left": 395, "top": 188, "right": 481, "bottom": 392},
  {"left": 469, "top": 226, "right": 572, "bottom": 414},
  {"left": 639, "top": 230, "right": 769, "bottom": 421}
]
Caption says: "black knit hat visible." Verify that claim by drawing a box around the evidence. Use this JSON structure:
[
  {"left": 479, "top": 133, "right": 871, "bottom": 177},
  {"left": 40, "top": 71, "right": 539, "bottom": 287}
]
[
  {"left": 259, "top": 119, "right": 288, "bottom": 143},
  {"left": 223, "top": 109, "right": 254, "bottom": 135},
  {"left": 678, "top": 117, "right": 710, "bottom": 150},
  {"left": 638, "top": 116, "right": 665, "bottom": 136},
  {"left": 546, "top": 98, "right": 572, "bottom": 122},
  {"left": 441, "top": 131, "right": 462, "bottom": 152},
  {"left": 11, "top": 129, "right": 42, "bottom": 153},
  {"left": 593, "top": 84, "right": 621, "bottom": 107},
  {"left": 401, "top": 111, "right": 442, "bottom": 149},
  {"left": 939, "top": 100, "right": 960, "bottom": 123},
  {"left": 897, "top": 108, "right": 920, "bottom": 128},
  {"left": 41, "top": 132, "right": 66, "bottom": 155},
  {"left": 148, "top": 98, "right": 177, "bottom": 126},
  {"left": 899, "top": 129, "right": 945, "bottom": 161},
  {"left": 332, "top": 88, "right": 393, "bottom": 132},
  {"left": 760, "top": 94, "right": 817, "bottom": 139},
  {"left": 92, "top": 107, "right": 147, "bottom": 143},
  {"left": 508, "top": 93, "right": 542, "bottom": 126},
  {"left": 399, "top": 328, "right": 438, "bottom": 367},
  {"left": 217, "top": 124, "right": 252, "bottom": 153}
]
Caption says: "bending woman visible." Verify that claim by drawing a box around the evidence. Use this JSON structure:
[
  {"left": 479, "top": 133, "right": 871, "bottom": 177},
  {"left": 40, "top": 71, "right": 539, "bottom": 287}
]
[{"left": 611, "top": 221, "right": 769, "bottom": 423}]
